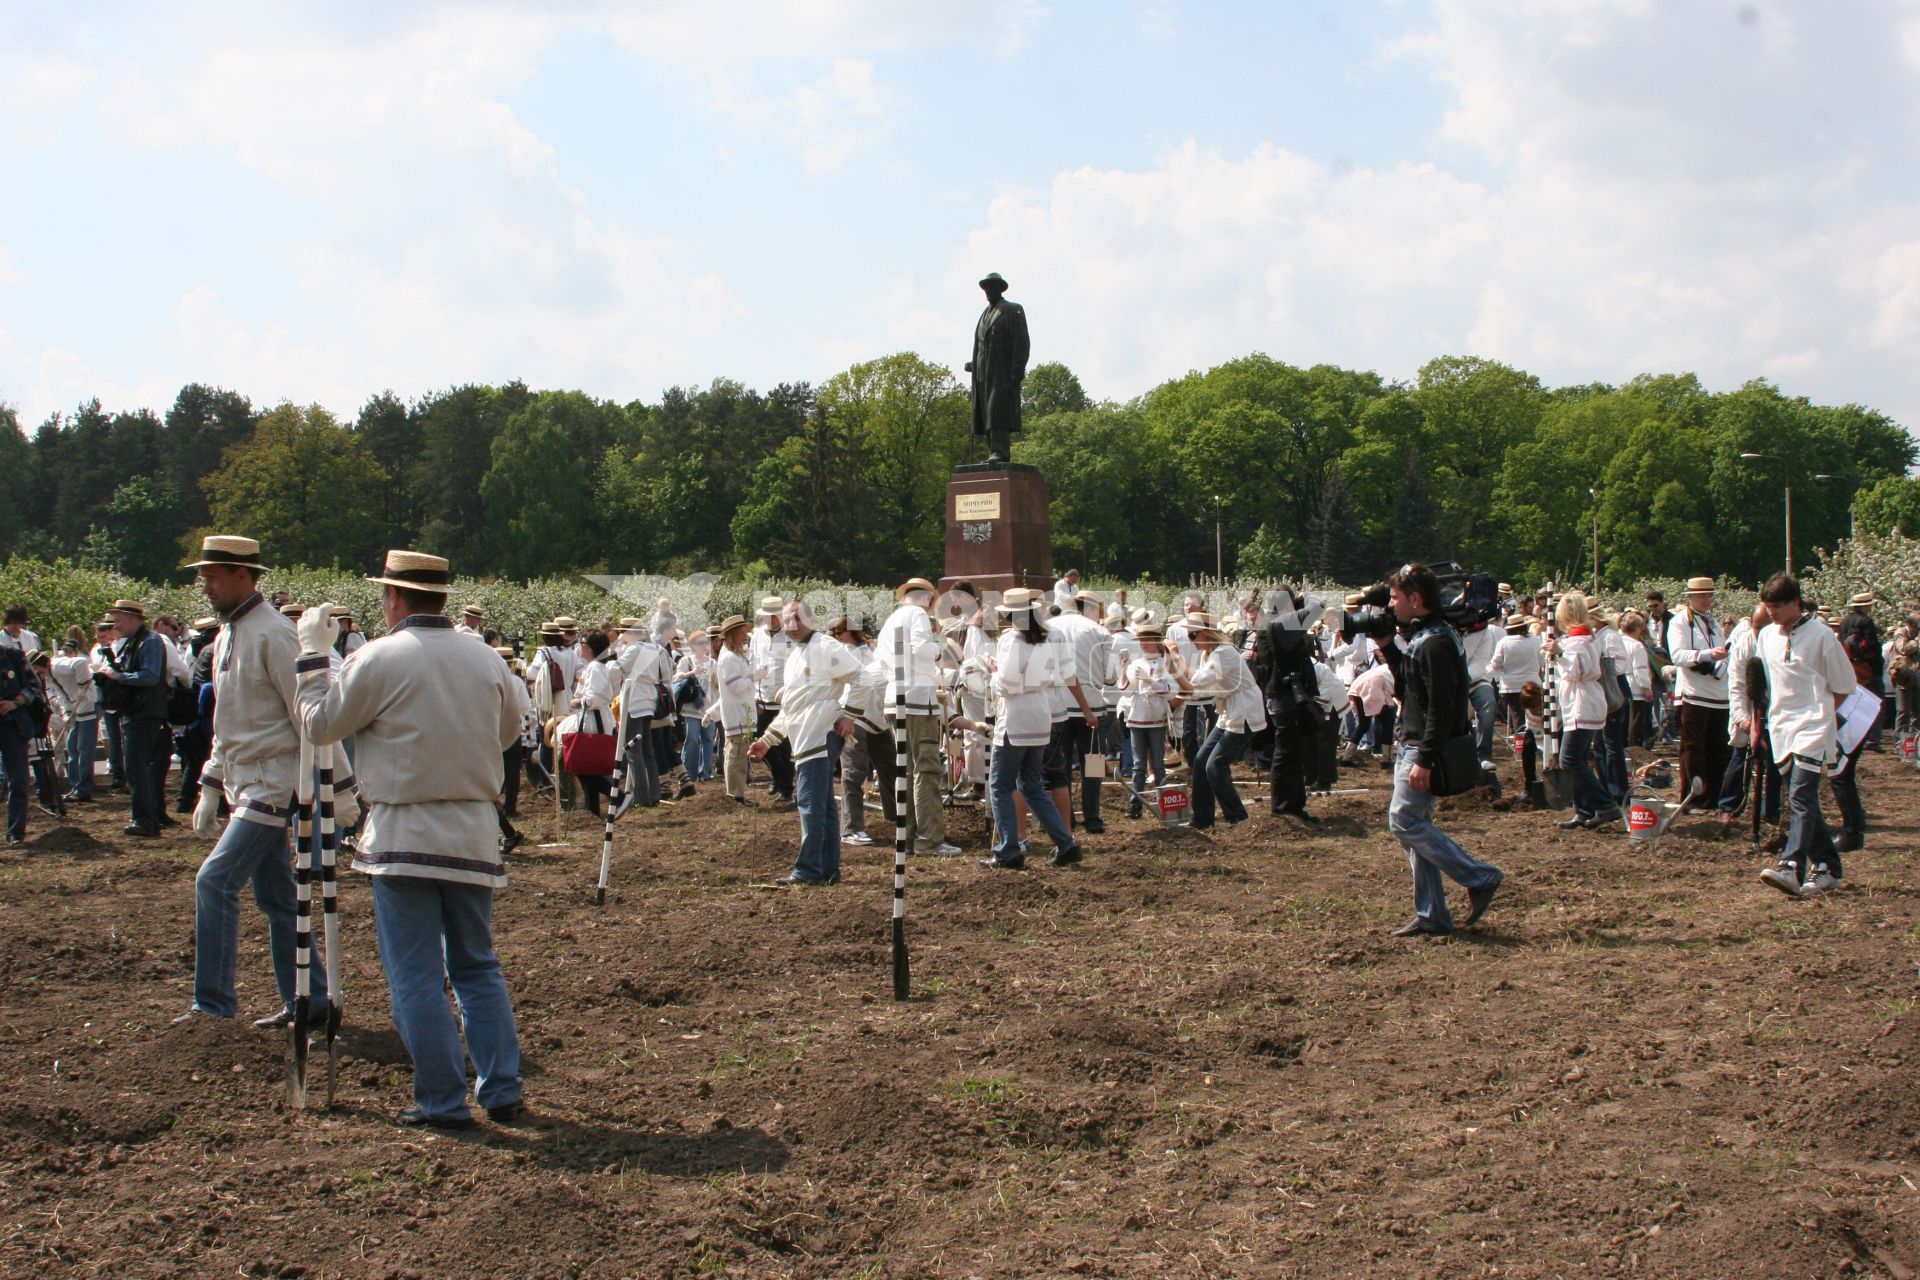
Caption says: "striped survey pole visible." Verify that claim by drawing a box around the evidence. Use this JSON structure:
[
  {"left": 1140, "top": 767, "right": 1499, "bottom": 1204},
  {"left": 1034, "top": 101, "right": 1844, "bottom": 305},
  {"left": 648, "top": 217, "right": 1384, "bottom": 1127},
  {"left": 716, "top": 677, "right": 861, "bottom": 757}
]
[
  {"left": 890, "top": 624, "right": 910, "bottom": 1000},
  {"left": 597, "top": 715, "right": 627, "bottom": 907},
  {"left": 288, "top": 737, "right": 314, "bottom": 1110},
  {"left": 315, "top": 741, "right": 344, "bottom": 1109}
]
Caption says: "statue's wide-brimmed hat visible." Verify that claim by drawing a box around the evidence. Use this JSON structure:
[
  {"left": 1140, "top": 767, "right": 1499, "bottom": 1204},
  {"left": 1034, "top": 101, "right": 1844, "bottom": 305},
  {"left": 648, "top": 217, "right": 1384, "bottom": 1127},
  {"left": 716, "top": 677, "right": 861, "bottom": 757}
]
[
  {"left": 185, "top": 534, "right": 268, "bottom": 571},
  {"left": 367, "top": 550, "right": 453, "bottom": 592},
  {"left": 979, "top": 272, "right": 1009, "bottom": 290}
]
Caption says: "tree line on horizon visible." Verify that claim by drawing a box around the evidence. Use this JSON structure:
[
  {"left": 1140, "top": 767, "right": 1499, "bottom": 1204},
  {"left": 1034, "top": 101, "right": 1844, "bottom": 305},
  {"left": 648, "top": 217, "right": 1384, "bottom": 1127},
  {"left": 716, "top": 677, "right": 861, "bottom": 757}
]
[{"left": 2, "top": 352, "right": 1915, "bottom": 590}]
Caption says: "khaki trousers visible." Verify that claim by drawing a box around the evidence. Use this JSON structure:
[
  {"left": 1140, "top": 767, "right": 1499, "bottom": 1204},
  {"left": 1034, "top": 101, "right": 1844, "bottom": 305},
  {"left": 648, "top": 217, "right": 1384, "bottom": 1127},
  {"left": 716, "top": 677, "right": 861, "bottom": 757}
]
[
  {"left": 724, "top": 731, "right": 751, "bottom": 799},
  {"left": 901, "top": 712, "right": 946, "bottom": 850}
]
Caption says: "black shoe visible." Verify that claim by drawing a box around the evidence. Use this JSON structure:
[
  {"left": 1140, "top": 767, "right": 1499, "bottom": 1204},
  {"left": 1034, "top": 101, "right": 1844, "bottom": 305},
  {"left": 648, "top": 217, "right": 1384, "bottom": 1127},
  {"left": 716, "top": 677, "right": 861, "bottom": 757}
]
[
  {"left": 1582, "top": 808, "right": 1622, "bottom": 829},
  {"left": 979, "top": 855, "right": 1025, "bottom": 870},
  {"left": 1048, "top": 843, "right": 1085, "bottom": 868},
  {"left": 123, "top": 823, "right": 160, "bottom": 838},
  {"left": 396, "top": 1108, "right": 476, "bottom": 1130},
  {"left": 1128, "top": 807, "right": 1142, "bottom": 819},
  {"left": 1555, "top": 816, "right": 1586, "bottom": 831},
  {"left": 64, "top": 793, "right": 92, "bottom": 804},
  {"left": 1081, "top": 818, "right": 1106, "bottom": 835},
  {"left": 254, "top": 1009, "right": 295, "bottom": 1029},
  {"left": 486, "top": 1100, "right": 525, "bottom": 1123},
  {"left": 501, "top": 830, "right": 525, "bottom": 855},
  {"left": 1272, "top": 807, "right": 1319, "bottom": 825},
  {"left": 1836, "top": 830, "right": 1863, "bottom": 853},
  {"left": 772, "top": 873, "right": 829, "bottom": 886},
  {"left": 1465, "top": 877, "right": 1501, "bottom": 926},
  {"left": 158, "top": 813, "right": 178, "bottom": 827},
  {"left": 1388, "top": 918, "right": 1452, "bottom": 938}
]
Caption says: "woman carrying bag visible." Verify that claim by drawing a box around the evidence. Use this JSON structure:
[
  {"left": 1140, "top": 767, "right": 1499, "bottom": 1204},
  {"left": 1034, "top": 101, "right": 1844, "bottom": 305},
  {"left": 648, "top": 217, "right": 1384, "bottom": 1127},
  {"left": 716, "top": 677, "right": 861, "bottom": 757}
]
[
  {"left": 1543, "top": 593, "right": 1619, "bottom": 830},
  {"left": 564, "top": 630, "right": 619, "bottom": 817}
]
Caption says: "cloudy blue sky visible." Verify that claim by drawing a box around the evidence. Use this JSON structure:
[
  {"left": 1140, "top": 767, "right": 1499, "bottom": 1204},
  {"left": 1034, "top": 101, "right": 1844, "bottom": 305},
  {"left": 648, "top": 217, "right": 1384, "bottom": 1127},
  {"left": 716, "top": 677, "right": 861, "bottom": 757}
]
[{"left": 3, "top": 1, "right": 1917, "bottom": 432}]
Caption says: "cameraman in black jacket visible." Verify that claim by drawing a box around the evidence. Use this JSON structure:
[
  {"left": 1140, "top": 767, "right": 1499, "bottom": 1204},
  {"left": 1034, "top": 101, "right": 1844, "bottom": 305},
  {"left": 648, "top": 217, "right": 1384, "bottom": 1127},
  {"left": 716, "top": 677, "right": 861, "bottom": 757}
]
[
  {"left": 1251, "top": 585, "right": 1325, "bottom": 823},
  {"left": 1385, "top": 563, "right": 1503, "bottom": 937}
]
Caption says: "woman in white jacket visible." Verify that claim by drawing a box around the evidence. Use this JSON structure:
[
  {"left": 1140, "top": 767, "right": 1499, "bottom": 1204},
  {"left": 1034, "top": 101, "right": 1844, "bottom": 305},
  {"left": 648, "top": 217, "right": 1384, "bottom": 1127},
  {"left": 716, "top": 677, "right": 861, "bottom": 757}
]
[
  {"left": 1542, "top": 593, "right": 1618, "bottom": 829},
  {"left": 1119, "top": 622, "right": 1179, "bottom": 818},
  {"left": 569, "top": 630, "right": 619, "bottom": 817},
  {"left": 982, "top": 589, "right": 1084, "bottom": 870}
]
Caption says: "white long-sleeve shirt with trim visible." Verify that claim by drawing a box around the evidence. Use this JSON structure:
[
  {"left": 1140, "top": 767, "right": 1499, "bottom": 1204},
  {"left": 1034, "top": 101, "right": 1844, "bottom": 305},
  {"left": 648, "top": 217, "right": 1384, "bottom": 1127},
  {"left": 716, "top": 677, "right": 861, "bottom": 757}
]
[
  {"left": 1667, "top": 607, "right": 1728, "bottom": 707},
  {"left": 992, "top": 630, "right": 1059, "bottom": 747},
  {"left": 200, "top": 594, "right": 308, "bottom": 828},
  {"left": 710, "top": 648, "right": 757, "bottom": 734},
  {"left": 295, "top": 618, "right": 520, "bottom": 889},
  {"left": 1188, "top": 644, "right": 1266, "bottom": 734},
  {"left": 750, "top": 625, "right": 793, "bottom": 703},
  {"left": 1760, "top": 614, "right": 1856, "bottom": 766},
  {"left": 869, "top": 603, "right": 942, "bottom": 715},
  {"left": 758, "top": 632, "right": 862, "bottom": 763}
]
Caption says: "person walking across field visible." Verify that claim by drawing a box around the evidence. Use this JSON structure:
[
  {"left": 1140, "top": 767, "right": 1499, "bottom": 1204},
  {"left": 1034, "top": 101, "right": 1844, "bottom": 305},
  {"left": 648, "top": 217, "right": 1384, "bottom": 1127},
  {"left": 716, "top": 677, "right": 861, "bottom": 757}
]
[
  {"left": 1384, "top": 562, "right": 1502, "bottom": 938},
  {"left": 748, "top": 601, "right": 864, "bottom": 886},
  {"left": 1755, "top": 574, "right": 1858, "bottom": 899}
]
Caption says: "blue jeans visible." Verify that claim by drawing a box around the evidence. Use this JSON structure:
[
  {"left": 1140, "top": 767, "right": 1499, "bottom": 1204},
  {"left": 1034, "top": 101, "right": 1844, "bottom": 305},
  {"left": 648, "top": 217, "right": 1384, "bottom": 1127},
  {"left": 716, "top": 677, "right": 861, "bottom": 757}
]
[
  {"left": 1389, "top": 748, "right": 1503, "bottom": 931},
  {"left": 1717, "top": 740, "right": 1782, "bottom": 822},
  {"left": 791, "top": 734, "right": 843, "bottom": 883},
  {"left": 1190, "top": 725, "right": 1248, "bottom": 827},
  {"left": 1181, "top": 703, "right": 1214, "bottom": 765},
  {"left": 67, "top": 716, "right": 97, "bottom": 798},
  {"left": 1559, "top": 727, "right": 1614, "bottom": 819},
  {"left": 1128, "top": 726, "right": 1167, "bottom": 816},
  {"left": 1469, "top": 680, "right": 1498, "bottom": 763},
  {"left": 680, "top": 720, "right": 714, "bottom": 781},
  {"left": 102, "top": 710, "right": 126, "bottom": 785},
  {"left": 988, "top": 741, "right": 1074, "bottom": 862},
  {"left": 371, "top": 875, "right": 522, "bottom": 1121},
  {"left": 193, "top": 816, "right": 326, "bottom": 1018},
  {"left": 1600, "top": 702, "right": 1631, "bottom": 801},
  {"left": 1782, "top": 755, "right": 1840, "bottom": 881}
]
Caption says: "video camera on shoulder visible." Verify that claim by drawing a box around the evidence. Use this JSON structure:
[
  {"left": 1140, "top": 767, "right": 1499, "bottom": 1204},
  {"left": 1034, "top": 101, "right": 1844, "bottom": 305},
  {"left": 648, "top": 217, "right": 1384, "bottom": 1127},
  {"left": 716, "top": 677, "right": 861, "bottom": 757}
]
[{"left": 1334, "top": 561, "right": 1499, "bottom": 641}]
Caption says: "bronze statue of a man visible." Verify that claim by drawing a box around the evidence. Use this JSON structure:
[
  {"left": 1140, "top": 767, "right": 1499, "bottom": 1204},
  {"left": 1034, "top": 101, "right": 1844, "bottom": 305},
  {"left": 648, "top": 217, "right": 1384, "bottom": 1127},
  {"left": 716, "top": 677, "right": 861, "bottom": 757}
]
[{"left": 965, "top": 271, "right": 1029, "bottom": 464}]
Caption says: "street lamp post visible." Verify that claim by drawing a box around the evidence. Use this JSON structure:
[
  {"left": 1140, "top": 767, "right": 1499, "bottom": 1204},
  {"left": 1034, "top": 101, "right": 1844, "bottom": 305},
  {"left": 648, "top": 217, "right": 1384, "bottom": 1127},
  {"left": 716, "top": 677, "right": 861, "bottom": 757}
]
[
  {"left": 1739, "top": 452, "right": 1792, "bottom": 575},
  {"left": 1214, "top": 495, "right": 1223, "bottom": 584}
]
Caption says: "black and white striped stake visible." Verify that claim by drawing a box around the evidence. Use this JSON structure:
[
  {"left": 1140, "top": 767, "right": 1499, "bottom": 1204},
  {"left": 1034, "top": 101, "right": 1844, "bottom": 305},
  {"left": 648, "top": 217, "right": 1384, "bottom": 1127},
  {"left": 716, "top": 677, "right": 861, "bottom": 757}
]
[
  {"left": 597, "top": 716, "right": 626, "bottom": 907},
  {"left": 289, "top": 738, "right": 314, "bottom": 1110},
  {"left": 890, "top": 624, "right": 910, "bottom": 1000},
  {"left": 315, "top": 741, "right": 343, "bottom": 1109}
]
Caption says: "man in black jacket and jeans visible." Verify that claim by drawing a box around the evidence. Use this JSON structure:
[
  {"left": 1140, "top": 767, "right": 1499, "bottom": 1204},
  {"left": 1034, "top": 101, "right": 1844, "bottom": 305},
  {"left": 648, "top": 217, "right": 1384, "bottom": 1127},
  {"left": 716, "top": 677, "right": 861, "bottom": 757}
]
[{"left": 1385, "top": 563, "right": 1503, "bottom": 937}]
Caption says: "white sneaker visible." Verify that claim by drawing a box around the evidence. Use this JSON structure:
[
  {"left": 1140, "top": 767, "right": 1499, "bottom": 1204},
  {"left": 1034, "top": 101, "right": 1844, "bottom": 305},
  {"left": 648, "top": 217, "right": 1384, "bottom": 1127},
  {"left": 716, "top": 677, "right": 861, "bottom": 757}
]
[
  {"left": 1800, "top": 868, "right": 1839, "bottom": 897},
  {"left": 1758, "top": 863, "right": 1802, "bottom": 896},
  {"left": 842, "top": 830, "right": 873, "bottom": 846},
  {"left": 921, "top": 841, "right": 964, "bottom": 856}
]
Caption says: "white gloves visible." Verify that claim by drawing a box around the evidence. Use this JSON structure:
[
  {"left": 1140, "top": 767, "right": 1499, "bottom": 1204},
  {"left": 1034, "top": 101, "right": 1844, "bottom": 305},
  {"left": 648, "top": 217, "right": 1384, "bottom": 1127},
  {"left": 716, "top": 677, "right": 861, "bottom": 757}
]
[
  {"left": 192, "top": 787, "right": 222, "bottom": 833},
  {"left": 296, "top": 603, "right": 340, "bottom": 657},
  {"left": 333, "top": 785, "right": 361, "bottom": 830}
]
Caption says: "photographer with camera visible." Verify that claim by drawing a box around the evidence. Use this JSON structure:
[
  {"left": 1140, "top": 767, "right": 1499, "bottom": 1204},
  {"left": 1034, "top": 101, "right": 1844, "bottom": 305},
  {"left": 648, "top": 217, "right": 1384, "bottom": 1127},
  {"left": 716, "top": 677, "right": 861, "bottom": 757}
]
[
  {"left": 1251, "top": 585, "right": 1325, "bottom": 824},
  {"left": 1665, "top": 575, "right": 1730, "bottom": 808},
  {"left": 1383, "top": 562, "right": 1502, "bottom": 937}
]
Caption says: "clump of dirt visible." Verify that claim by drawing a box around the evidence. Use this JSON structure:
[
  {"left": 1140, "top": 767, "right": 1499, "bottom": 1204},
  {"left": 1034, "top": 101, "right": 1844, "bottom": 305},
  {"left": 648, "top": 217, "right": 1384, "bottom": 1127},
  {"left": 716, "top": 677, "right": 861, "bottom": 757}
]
[{"left": 25, "top": 825, "right": 105, "bottom": 855}]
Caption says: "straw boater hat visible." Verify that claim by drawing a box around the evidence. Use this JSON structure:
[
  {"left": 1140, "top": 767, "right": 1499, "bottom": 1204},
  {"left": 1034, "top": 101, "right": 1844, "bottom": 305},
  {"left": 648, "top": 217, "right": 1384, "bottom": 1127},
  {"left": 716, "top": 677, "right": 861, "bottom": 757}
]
[
  {"left": 1850, "top": 592, "right": 1877, "bottom": 610},
  {"left": 896, "top": 577, "right": 936, "bottom": 600},
  {"left": 756, "top": 595, "right": 786, "bottom": 616},
  {"left": 493, "top": 646, "right": 514, "bottom": 659},
  {"left": 1505, "top": 615, "right": 1531, "bottom": 635},
  {"left": 1684, "top": 576, "right": 1715, "bottom": 593},
  {"left": 1344, "top": 594, "right": 1363, "bottom": 609},
  {"left": 618, "top": 616, "right": 645, "bottom": 631},
  {"left": 552, "top": 616, "right": 578, "bottom": 632},
  {"left": 190, "top": 615, "right": 220, "bottom": 631},
  {"left": 184, "top": 534, "right": 268, "bottom": 572},
  {"left": 107, "top": 598, "right": 146, "bottom": 621},
  {"left": 717, "top": 614, "right": 752, "bottom": 640},
  {"left": 1073, "top": 589, "right": 1104, "bottom": 608},
  {"left": 95, "top": 617, "right": 114, "bottom": 630},
  {"left": 280, "top": 603, "right": 305, "bottom": 618},
  {"left": 462, "top": 604, "right": 484, "bottom": 620},
  {"left": 995, "top": 587, "right": 1041, "bottom": 616},
  {"left": 1498, "top": 582, "right": 1512, "bottom": 594},
  {"left": 367, "top": 550, "right": 453, "bottom": 593},
  {"left": 1184, "top": 610, "right": 1226, "bottom": 640},
  {"left": 538, "top": 623, "right": 563, "bottom": 642},
  {"left": 1135, "top": 619, "right": 1165, "bottom": 639}
]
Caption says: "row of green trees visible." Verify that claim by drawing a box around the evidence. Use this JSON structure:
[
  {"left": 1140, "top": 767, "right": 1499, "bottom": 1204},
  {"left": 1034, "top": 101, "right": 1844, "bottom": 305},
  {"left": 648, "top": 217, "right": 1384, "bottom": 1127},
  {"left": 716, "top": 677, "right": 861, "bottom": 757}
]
[{"left": 1, "top": 353, "right": 1913, "bottom": 588}]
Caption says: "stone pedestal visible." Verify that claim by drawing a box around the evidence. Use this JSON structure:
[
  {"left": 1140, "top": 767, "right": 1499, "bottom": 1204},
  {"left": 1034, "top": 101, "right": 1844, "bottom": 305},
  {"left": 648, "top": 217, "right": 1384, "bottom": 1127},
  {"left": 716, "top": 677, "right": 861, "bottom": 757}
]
[{"left": 941, "top": 463, "right": 1053, "bottom": 596}]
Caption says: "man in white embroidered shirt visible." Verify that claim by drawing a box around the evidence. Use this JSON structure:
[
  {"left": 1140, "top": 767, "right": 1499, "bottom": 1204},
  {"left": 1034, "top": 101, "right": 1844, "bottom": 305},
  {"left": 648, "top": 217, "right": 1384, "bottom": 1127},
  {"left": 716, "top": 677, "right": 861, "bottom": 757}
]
[
  {"left": 1754, "top": 573, "right": 1858, "bottom": 900},
  {"left": 749, "top": 600, "right": 863, "bottom": 885},
  {"left": 293, "top": 550, "right": 525, "bottom": 1129}
]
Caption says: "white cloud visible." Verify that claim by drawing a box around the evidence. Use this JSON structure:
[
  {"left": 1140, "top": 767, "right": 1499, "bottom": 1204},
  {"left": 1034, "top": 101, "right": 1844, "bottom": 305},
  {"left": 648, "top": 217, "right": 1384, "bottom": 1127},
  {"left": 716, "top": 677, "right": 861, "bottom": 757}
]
[{"left": 697, "top": 56, "right": 901, "bottom": 174}]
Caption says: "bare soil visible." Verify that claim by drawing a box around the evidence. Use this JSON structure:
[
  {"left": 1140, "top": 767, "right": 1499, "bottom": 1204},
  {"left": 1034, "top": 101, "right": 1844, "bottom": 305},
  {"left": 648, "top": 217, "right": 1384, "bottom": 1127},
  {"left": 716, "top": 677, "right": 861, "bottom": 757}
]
[{"left": 5, "top": 750, "right": 1920, "bottom": 1278}]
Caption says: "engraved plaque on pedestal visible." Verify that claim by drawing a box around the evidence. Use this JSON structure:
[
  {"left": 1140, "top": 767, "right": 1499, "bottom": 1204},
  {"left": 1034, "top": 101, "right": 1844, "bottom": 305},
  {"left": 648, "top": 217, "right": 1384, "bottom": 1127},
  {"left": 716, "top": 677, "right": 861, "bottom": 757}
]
[{"left": 941, "top": 463, "right": 1053, "bottom": 596}]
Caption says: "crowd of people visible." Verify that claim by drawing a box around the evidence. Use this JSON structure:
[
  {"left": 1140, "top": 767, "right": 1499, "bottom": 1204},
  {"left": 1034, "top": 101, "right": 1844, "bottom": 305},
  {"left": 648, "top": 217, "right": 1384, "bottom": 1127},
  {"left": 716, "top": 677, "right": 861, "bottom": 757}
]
[{"left": 0, "top": 534, "right": 1905, "bottom": 1124}]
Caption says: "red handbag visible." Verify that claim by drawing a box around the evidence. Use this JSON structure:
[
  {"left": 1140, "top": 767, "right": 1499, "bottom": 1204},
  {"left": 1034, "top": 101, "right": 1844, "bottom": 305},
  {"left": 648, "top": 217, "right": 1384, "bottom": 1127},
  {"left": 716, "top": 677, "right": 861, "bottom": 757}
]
[{"left": 561, "top": 710, "right": 616, "bottom": 777}]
